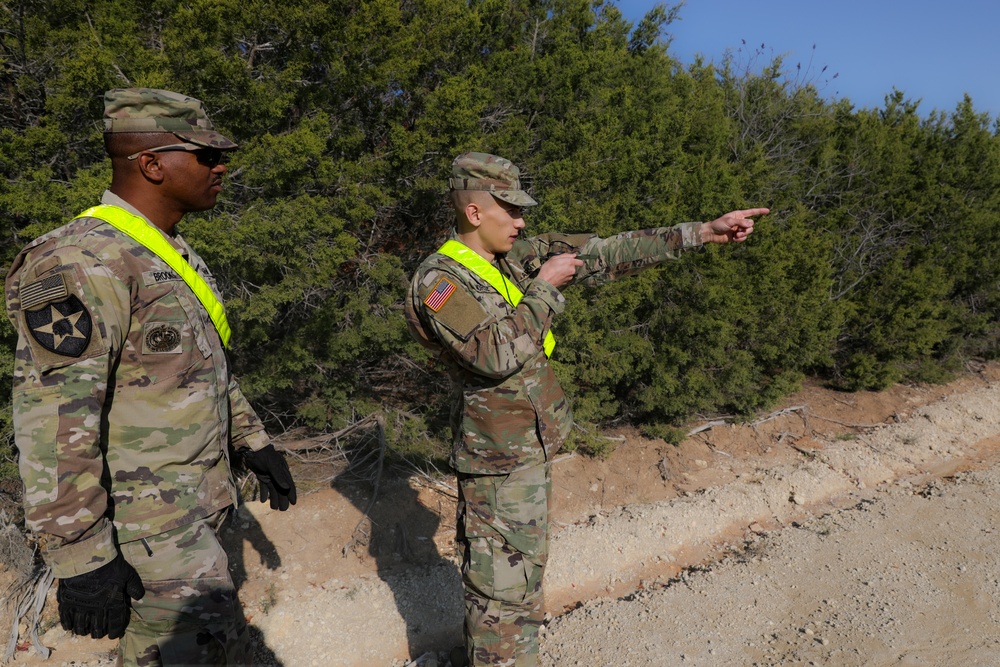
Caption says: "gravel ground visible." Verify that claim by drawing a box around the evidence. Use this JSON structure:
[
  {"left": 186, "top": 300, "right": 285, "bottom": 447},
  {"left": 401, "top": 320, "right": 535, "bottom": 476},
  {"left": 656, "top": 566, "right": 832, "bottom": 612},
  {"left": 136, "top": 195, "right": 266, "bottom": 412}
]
[
  {"left": 7, "top": 372, "right": 1000, "bottom": 666},
  {"left": 540, "top": 465, "right": 1000, "bottom": 667}
]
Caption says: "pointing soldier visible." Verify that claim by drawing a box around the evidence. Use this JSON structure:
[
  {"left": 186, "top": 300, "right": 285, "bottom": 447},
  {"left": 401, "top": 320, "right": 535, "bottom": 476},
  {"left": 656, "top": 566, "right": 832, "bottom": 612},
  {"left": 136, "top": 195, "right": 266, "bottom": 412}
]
[
  {"left": 4, "top": 88, "right": 296, "bottom": 666},
  {"left": 405, "top": 152, "right": 768, "bottom": 667}
]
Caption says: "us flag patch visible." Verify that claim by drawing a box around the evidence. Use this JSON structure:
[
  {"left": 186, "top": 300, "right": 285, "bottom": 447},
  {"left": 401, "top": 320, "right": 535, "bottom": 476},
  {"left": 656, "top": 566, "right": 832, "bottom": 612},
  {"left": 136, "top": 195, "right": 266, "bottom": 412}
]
[
  {"left": 424, "top": 277, "right": 457, "bottom": 312},
  {"left": 19, "top": 273, "right": 68, "bottom": 310}
]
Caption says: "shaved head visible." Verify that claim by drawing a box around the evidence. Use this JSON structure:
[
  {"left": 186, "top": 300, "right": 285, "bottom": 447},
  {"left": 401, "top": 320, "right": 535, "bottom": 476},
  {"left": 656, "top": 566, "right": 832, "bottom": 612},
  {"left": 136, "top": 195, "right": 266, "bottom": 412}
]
[
  {"left": 104, "top": 132, "right": 176, "bottom": 161},
  {"left": 103, "top": 132, "right": 185, "bottom": 197},
  {"left": 449, "top": 189, "right": 496, "bottom": 229}
]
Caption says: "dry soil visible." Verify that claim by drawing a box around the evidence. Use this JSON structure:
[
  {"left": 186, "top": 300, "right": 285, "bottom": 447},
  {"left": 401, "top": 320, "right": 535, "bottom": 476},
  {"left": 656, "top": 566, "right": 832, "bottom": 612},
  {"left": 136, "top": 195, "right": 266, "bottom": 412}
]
[{"left": 5, "top": 365, "right": 1000, "bottom": 666}]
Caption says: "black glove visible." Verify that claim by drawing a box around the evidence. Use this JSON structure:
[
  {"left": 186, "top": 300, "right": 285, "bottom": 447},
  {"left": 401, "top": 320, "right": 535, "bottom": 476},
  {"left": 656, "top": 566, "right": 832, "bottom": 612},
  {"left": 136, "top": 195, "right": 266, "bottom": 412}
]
[
  {"left": 241, "top": 444, "right": 297, "bottom": 511},
  {"left": 57, "top": 553, "right": 145, "bottom": 640}
]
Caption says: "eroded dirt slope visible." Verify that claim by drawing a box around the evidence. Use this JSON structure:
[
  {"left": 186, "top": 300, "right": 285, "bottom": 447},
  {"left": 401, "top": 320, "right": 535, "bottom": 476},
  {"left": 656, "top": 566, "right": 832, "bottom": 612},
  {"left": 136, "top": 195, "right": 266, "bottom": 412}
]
[{"left": 4, "top": 365, "right": 1000, "bottom": 666}]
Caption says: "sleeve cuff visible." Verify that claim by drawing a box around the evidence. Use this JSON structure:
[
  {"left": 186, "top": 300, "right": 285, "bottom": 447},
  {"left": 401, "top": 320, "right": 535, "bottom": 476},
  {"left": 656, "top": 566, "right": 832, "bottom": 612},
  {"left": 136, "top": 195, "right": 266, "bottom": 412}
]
[
  {"left": 525, "top": 278, "right": 567, "bottom": 315},
  {"left": 43, "top": 520, "right": 118, "bottom": 578},
  {"left": 233, "top": 429, "right": 270, "bottom": 452},
  {"left": 677, "top": 221, "right": 705, "bottom": 249}
]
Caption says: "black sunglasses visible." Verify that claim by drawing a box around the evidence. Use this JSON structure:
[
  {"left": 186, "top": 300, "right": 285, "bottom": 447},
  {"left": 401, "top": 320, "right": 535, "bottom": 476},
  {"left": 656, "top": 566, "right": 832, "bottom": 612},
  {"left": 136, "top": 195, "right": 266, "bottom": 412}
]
[
  {"left": 127, "top": 143, "right": 226, "bottom": 168},
  {"left": 192, "top": 148, "right": 225, "bottom": 168}
]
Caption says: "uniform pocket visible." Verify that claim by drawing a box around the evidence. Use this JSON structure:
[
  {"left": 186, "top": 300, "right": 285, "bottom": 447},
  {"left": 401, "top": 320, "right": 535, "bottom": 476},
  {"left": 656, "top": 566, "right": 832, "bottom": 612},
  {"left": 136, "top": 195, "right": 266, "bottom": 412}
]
[
  {"left": 132, "top": 293, "right": 205, "bottom": 385},
  {"left": 13, "top": 385, "right": 63, "bottom": 507},
  {"left": 460, "top": 468, "right": 548, "bottom": 604},
  {"left": 172, "top": 290, "right": 215, "bottom": 360},
  {"left": 462, "top": 381, "right": 538, "bottom": 452}
]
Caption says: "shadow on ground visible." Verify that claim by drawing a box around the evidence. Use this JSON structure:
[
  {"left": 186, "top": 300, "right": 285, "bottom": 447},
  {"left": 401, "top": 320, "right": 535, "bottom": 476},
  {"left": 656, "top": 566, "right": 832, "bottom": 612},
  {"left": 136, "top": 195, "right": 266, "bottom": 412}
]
[{"left": 333, "top": 448, "right": 464, "bottom": 660}]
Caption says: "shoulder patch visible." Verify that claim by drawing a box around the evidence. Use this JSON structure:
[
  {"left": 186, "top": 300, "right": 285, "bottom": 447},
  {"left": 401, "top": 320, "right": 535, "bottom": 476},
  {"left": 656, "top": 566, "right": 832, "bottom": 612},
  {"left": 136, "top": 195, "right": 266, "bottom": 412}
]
[
  {"left": 423, "top": 279, "right": 488, "bottom": 340},
  {"left": 24, "top": 295, "right": 93, "bottom": 357},
  {"left": 424, "top": 277, "right": 457, "bottom": 312},
  {"left": 19, "top": 273, "right": 68, "bottom": 310}
]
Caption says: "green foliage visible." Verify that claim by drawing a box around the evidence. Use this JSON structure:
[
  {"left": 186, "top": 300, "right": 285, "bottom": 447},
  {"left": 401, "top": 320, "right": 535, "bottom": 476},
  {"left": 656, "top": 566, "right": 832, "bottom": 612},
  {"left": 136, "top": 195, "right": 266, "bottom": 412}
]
[
  {"left": 638, "top": 423, "right": 688, "bottom": 446},
  {"left": 1, "top": 0, "right": 1000, "bottom": 471},
  {"left": 563, "top": 422, "right": 619, "bottom": 459}
]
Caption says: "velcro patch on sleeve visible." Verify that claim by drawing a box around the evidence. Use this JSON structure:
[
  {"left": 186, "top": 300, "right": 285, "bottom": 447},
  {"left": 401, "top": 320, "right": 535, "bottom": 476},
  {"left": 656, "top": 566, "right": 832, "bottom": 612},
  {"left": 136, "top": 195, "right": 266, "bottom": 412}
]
[
  {"left": 19, "top": 273, "right": 68, "bottom": 310},
  {"left": 24, "top": 295, "right": 93, "bottom": 358},
  {"left": 424, "top": 277, "right": 457, "bottom": 312},
  {"left": 423, "top": 278, "right": 487, "bottom": 340},
  {"left": 16, "top": 265, "right": 107, "bottom": 369}
]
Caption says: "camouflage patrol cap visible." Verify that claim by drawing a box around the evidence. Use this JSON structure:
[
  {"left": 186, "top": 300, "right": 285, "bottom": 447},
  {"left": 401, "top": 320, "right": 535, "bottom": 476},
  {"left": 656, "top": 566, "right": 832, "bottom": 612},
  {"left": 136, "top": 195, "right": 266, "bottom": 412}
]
[
  {"left": 449, "top": 152, "right": 537, "bottom": 207},
  {"left": 103, "top": 88, "right": 237, "bottom": 150}
]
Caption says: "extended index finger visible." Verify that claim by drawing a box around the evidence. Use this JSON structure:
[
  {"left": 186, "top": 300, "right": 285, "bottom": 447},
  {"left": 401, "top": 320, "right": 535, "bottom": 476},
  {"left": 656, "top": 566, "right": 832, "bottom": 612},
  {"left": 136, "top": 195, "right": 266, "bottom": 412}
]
[{"left": 734, "top": 207, "right": 770, "bottom": 218}]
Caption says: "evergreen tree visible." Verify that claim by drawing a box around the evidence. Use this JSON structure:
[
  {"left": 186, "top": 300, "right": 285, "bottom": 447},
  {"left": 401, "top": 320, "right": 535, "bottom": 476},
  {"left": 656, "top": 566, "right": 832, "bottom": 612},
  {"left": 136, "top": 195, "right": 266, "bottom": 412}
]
[{"left": 2, "top": 0, "right": 999, "bottom": 470}]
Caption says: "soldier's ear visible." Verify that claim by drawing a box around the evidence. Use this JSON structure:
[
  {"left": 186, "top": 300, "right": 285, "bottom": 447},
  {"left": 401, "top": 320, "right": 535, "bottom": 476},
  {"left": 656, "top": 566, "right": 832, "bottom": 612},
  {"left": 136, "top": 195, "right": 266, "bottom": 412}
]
[
  {"left": 135, "top": 153, "right": 166, "bottom": 184},
  {"left": 464, "top": 201, "right": 483, "bottom": 228}
]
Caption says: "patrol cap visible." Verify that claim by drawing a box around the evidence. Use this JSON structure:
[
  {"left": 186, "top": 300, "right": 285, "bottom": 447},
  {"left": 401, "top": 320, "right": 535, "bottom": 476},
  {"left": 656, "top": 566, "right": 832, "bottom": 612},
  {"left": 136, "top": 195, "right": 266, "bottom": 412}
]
[
  {"left": 449, "top": 152, "right": 537, "bottom": 207},
  {"left": 103, "top": 88, "right": 237, "bottom": 150}
]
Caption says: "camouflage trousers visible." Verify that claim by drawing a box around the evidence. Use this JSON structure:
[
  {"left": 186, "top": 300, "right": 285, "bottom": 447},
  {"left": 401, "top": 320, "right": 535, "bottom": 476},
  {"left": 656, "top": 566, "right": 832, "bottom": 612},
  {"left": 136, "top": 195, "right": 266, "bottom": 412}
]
[
  {"left": 117, "top": 510, "right": 251, "bottom": 666},
  {"left": 457, "top": 463, "right": 551, "bottom": 667}
]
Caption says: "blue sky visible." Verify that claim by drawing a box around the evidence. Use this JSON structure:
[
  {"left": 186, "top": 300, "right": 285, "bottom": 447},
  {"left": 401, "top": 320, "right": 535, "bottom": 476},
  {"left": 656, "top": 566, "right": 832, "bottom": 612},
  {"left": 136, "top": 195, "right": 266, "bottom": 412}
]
[{"left": 615, "top": 0, "right": 1000, "bottom": 120}]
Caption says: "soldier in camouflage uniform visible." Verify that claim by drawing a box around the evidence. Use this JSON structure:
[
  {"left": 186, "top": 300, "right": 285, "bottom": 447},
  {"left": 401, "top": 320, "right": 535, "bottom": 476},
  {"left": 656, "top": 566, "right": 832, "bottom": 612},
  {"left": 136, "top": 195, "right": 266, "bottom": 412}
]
[
  {"left": 405, "top": 152, "right": 768, "bottom": 667},
  {"left": 4, "top": 88, "right": 297, "bottom": 666}
]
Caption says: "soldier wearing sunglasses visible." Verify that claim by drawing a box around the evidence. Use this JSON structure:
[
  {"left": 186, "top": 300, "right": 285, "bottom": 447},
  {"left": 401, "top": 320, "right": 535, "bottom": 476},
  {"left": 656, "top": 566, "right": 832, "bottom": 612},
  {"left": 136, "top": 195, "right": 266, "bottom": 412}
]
[{"left": 4, "top": 88, "right": 296, "bottom": 666}]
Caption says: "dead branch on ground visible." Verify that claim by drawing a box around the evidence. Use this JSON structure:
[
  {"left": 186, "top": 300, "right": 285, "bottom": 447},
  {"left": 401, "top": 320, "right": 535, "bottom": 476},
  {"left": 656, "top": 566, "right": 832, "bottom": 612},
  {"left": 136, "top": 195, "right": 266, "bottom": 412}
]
[{"left": 687, "top": 404, "right": 885, "bottom": 438}]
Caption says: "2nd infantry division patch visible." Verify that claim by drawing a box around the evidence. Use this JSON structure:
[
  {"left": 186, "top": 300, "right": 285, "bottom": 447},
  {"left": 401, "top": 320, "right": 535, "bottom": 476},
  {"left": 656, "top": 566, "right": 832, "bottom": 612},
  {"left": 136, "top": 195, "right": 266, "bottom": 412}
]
[{"left": 24, "top": 295, "right": 93, "bottom": 357}]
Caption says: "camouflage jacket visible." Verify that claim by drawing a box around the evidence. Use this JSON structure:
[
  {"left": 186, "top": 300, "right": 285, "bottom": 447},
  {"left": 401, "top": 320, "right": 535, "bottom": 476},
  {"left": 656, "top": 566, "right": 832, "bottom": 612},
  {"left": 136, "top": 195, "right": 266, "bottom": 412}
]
[
  {"left": 4, "top": 191, "right": 268, "bottom": 578},
  {"left": 405, "top": 223, "right": 703, "bottom": 475}
]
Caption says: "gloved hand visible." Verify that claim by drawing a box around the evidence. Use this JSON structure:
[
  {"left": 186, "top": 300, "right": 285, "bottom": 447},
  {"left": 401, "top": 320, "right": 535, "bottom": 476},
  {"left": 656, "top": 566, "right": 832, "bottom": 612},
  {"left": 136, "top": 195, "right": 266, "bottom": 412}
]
[
  {"left": 56, "top": 552, "right": 145, "bottom": 639},
  {"left": 241, "top": 444, "right": 297, "bottom": 511}
]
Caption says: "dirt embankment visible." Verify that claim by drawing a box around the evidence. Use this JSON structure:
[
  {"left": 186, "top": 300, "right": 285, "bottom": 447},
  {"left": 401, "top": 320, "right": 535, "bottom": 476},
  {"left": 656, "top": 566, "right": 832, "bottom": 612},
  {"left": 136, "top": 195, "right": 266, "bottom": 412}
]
[{"left": 4, "top": 365, "right": 1000, "bottom": 666}]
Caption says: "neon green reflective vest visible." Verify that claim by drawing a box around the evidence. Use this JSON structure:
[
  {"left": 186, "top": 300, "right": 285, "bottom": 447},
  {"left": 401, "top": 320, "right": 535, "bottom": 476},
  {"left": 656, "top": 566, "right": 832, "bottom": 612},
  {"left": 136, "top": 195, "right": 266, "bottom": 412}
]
[
  {"left": 74, "top": 204, "right": 232, "bottom": 347},
  {"left": 438, "top": 239, "right": 555, "bottom": 357}
]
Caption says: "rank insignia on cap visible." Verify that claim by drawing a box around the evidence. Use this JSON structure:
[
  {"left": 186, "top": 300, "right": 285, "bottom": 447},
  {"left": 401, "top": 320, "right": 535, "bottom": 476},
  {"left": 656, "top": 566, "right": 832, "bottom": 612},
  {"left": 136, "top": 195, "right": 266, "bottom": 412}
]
[
  {"left": 424, "top": 277, "right": 457, "bottom": 312},
  {"left": 24, "top": 296, "right": 94, "bottom": 357}
]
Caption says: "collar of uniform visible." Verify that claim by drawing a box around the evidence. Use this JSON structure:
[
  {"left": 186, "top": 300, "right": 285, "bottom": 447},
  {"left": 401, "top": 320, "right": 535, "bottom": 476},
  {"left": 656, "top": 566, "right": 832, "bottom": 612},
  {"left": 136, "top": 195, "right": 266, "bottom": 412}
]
[
  {"left": 100, "top": 190, "right": 189, "bottom": 258},
  {"left": 101, "top": 189, "right": 150, "bottom": 222}
]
